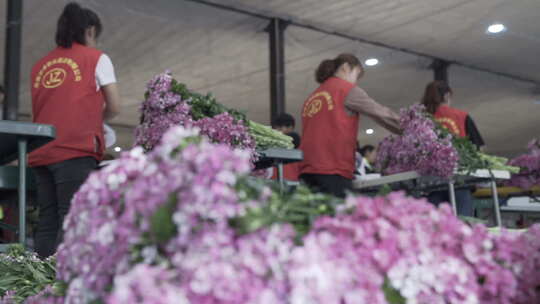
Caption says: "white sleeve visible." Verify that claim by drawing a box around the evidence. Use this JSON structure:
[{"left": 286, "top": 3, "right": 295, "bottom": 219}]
[
  {"left": 95, "top": 54, "right": 117, "bottom": 88},
  {"left": 103, "top": 123, "right": 117, "bottom": 148},
  {"left": 359, "top": 158, "right": 367, "bottom": 176}
]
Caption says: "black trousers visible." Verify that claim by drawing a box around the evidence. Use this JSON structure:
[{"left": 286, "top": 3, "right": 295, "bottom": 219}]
[
  {"left": 300, "top": 174, "right": 352, "bottom": 198},
  {"left": 33, "top": 157, "right": 97, "bottom": 258},
  {"left": 427, "top": 188, "right": 474, "bottom": 217}
]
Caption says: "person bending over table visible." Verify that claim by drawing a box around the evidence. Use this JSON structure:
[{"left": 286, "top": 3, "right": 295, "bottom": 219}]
[
  {"left": 299, "top": 53, "right": 401, "bottom": 198},
  {"left": 29, "top": 2, "right": 121, "bottom": 258},
  {"left": 421, "top": 81, "right": 485, "bottom": 217}
]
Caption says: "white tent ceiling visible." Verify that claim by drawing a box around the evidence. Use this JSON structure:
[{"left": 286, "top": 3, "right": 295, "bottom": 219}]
[{"left": 1, "top": 0, "right": 539, "bottom": 156}]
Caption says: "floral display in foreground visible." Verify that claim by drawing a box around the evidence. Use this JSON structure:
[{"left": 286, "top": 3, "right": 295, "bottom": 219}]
[
  {"left": 5, "top": 126, "right": 540, "bottom": 304},
  {"left": 376, "top": 104, "right": 459, "bottom": 178},
  {"left": 507, "top": 138, "right": 540, "bottom": 189}
]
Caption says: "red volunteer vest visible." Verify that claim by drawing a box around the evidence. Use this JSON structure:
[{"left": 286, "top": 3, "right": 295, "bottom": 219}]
[
  {"left": 299, "top": 77, "right": 358, "bottom": 179},
  {"left": 271, "top": 163, "right": 300, "bottom": 181},
  {"left": 434, "top": 105, "right": 467, "bottom": 138},
  {"left": 29, "top": 43, "right": 105, "bottom": 167}
]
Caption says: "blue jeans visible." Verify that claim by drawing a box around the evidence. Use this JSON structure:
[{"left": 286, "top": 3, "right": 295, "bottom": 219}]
[{"left": 427, "top": 188, "right": 474, "bottom": 217}]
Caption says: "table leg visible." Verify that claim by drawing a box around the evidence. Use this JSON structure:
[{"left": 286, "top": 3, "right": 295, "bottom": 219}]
[
  {"left": 491, "top": 179, "right": 502, "bottom": 227},
  {"left": 448, "top": 181, "right": 457, "bottom": 216},
  {"left": 277, "top": 163, "right": 284, "bottom": 193},
  {"left": 18, "top": 138, "right": 27, "bottom": 246}
]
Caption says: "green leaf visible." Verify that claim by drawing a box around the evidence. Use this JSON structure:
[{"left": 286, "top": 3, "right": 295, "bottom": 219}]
[
  {"left": 230, "top": 178, "right": 341, "bottom": 238},
  {"left": 50, "top": 281, "right": 67, "bottom": 296},
  {"left": 383, "top": 278, "right": 406, "bottom": 304},
  {"left": 150, "top": 194, "right": 178, "bottom": 244},
  {"left": 377, "top": 184, "right": 393, "bottom": 196}
]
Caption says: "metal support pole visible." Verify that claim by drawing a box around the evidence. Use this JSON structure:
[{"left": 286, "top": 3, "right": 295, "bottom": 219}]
[
  {"left": 491, "top": 179, "right": 503, "bottom": 227},
  {"left": 267, "top": 18, "right": 288, "bottom": 123},
  {"left": 277, "top": 163, "right": 284, "bottom": 194},
  {"left": 431, "top": 59, "right": 450, "bottom": 83},
  {"left": 3, "top": 0, "right": 24, "bottom": 121},
  {"left": 18, "top": 138, "right": 27, "bottom": 245},
  {"left": 448, "top": 181, "right": 457, "bottom": 215}
]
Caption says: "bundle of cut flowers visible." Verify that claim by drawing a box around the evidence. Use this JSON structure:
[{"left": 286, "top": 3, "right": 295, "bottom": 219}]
[
  {"left": 376, "top": 104, "right": 518, "bottom": 178},
  {"left": 376, "top": 104, "right": 459, "bottom": 178},
  {"left": 134, "top": 72, "right": 292, "bottom": 154},
  {"left": 5, "top": 125, "right": 540, "bottom": 304},
  {"left": 506, "top": 138, "right": 540, "bottom": 190},
  {"left": 0, "top": 245, "right": 57, "bottom": 304}
]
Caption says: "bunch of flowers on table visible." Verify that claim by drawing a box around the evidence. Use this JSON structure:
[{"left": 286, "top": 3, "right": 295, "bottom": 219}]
[
  {"left": 376, "top": 104, "right": 458, "bottom": 178},
  {"left": 507, "top": 138, "right": 540, "bottom": 189}
]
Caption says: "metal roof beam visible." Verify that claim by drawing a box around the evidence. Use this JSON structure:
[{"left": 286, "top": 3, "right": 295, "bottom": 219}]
[{"left": 185, "top": 0, "right": 540, "bottom": 86}]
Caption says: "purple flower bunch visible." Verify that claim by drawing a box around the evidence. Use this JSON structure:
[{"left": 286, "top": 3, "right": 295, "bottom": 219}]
[
  {"left": 0, "top": 291, "right": 16, "bottom": 304},
  {"left": 193, "top": 112, "right": 256, "bottom": 156},
  {"left": 24, "top": 286, "right": 65, "bottom": 304},
  {"left": 107, "top": 264, "right": 188, "bottom": 304},
  {"left": 134, "top": 73, "right": 193, "bottom": 151},
  {"left": 290, "top": 192, "right": 540, "bottom": 304},
  {"left": 55, "top": 147, "right": 150, "bottom": 302},
  {"left": 376, "top": 104, "right": 459, "bottom": 178},
  {"left": 134, "top": 72, "right": 255, "bottom": 156},
  {"left": 168, "top": 224, "right": 296, "bottom": 303},
  {"left": 56, "top": 126, "right": 255, "bottom": 302},
  {"left": 507, "top": 138, "right": 540, "bottom": 189}
]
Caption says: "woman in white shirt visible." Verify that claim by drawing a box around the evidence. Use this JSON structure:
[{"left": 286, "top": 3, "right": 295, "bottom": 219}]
[{"left": 355, "top": 144, "right": 377, "bottom": 178}]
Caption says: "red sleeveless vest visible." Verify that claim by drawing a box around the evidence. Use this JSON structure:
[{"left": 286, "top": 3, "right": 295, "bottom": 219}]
[
  {"left": 299, "top": 77, "right": 358, "bottom": 179},
  {"left": 272, "top": 163, "right": 300, "bottom": 181},
  {"left": 30, "top": 43, "right": 105, "bottom": 167},
  {"left": 434, "top": 105, "right": 467, "bottom": 137}
]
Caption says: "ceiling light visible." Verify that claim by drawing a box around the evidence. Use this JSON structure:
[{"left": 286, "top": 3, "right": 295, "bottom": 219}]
[
  {"left": 366, "top": 128, "right": 374, "bottom": 135},
  {"left": 487, "top": 23, "right": 506, "bottom": 34},
  {"left": 365, "top": 58, "right": 379, "bottom": 66},
  {"left": 114, "top": 146, "right": 122, "bottom": 152}
]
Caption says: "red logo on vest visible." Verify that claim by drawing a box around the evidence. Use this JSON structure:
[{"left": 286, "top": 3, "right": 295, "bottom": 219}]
[
  {"left": 303, "top": 91, "right": 334, "bottom": 117},
  {"left": 435, "top": 117, "right": 460, "bottom": 135},
  {"left": 42, "top": 68, "right": 67, "bottom": 88},
  {"left": 434, "top": 105, "right": 467, "bottom": 137}
]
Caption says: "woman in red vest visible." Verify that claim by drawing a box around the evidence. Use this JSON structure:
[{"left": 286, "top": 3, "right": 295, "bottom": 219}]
[
  {"left": 299, "top": 53, "right": 401, "bottom": 198},
  {"left": 30, "top": 2, "right": 121, "bottom": 257},
  {"left": 421, "top": 81, "right": 485, "bottom": 216},
  {"left": 423, "top": 81, "right": 484, "bottom": 146}
]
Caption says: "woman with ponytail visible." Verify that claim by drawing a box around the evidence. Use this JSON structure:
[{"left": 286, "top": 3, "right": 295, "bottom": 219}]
[
  {"left": 299, "top": 53, "right": 401, "bottom": 198},
  {"left": 30, "top": 2, "right": 121, "bottom": 257},
  {"left": 421, "top": 81, "right": 484, "bottom": 148},
  {"left": 421, "top": 81, "right": 485, "bottom": 216}
]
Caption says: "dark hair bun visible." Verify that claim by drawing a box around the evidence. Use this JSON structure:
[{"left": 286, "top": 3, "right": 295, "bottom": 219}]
[
  {"left": 315, "top": 53, "right": 362, "bottom": 84},
  {"left": 315, "top": 59, "right": 337, "bottom": 84}
]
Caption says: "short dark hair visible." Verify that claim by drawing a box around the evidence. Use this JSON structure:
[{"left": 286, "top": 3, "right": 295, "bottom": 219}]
[
  {"left": 359, "top": 145, "right": 375, "bottom": 156},
  {"left": 272, "top": 113, "right": 295, "bottom": 128},
  {"left": 55, "top": 2, "right": 102, "bottom": 48}
]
